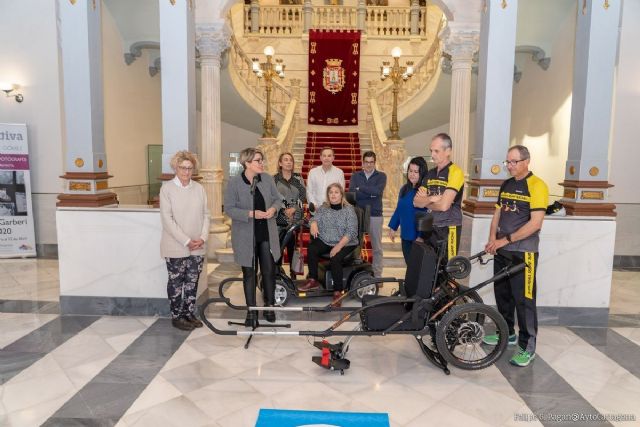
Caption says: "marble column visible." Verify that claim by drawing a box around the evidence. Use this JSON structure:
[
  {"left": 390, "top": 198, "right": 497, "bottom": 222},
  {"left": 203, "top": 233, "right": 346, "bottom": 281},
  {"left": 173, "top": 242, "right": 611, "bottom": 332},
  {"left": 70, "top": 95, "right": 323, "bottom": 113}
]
[
  {"left": 196, "top": 22, "right": 231, "bottom": 259},
  {"left": 159, "top": 0, "right": 196, "bottom": 178},
  {"left": 464, "top": 0, "right": 518, "bottom": 214},
  {"left": 442, "top": 24, "right": 479, "bottom": 180},
  {"left": 56, "top": 0, "right": 117, "bottom": 207},
  {"left": 559, "top": 0, "right": 621, "bottom": 216}
]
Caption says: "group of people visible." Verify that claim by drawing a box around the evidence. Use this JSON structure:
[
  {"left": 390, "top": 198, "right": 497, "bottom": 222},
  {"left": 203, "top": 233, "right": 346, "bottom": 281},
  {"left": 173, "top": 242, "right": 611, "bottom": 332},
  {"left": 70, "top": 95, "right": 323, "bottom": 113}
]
[{"left": 159, "top": 132, "right": 548, "bottom": 369}]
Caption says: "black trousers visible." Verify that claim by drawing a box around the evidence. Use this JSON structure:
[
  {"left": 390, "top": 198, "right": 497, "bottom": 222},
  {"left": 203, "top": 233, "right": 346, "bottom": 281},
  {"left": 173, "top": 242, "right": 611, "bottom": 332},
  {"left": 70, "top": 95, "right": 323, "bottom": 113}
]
[
  {"left": 276, "top": 227, "right": 297, "bottom": 269},
  {"left": 242, "top": 241, "right": 276, "bottom": 307},
  {"left": 307, "top": 239, "right": 357, "bottom": 291},
  {"left": 493, "top": 250, "right": 539, "bottom": 353},
  {"left": 428, "top": 225, "right": 461, "bottom": 263}
]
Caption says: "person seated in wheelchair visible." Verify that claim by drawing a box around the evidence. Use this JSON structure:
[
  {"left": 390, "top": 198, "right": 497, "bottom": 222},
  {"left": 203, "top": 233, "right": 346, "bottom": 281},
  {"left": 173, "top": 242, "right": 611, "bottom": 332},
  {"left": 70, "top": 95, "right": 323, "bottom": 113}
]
[{"left": 299, "top": 183, "right": 358, "bottom": 306}]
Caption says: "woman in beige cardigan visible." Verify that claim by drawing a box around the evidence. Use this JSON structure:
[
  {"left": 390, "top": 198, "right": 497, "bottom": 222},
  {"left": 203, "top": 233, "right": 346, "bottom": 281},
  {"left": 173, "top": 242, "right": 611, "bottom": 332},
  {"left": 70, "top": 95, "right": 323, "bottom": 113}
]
[{"left": 160, "top": 151, "right": 210, "bottom": 331}]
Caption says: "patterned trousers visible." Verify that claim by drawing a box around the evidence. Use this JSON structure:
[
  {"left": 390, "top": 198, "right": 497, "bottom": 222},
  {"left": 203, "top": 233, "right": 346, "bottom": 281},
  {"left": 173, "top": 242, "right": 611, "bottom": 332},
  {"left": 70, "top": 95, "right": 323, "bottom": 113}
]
[{"left": 165, "top": 256, "right": 204, "bottom": 320}]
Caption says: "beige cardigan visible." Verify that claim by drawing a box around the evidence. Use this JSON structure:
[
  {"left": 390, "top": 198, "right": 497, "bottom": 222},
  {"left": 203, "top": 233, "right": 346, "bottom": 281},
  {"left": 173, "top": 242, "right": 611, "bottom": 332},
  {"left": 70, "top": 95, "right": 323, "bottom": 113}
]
[{"left": 159, "top": 180, "right": 210, "bottom": 258}]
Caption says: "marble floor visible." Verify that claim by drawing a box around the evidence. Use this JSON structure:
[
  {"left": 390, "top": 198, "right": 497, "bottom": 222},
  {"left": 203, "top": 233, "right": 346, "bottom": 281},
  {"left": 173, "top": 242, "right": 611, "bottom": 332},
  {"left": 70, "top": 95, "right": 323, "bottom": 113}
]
[{"left": 0, "top": 258, "right": 639, "bottom": 427}]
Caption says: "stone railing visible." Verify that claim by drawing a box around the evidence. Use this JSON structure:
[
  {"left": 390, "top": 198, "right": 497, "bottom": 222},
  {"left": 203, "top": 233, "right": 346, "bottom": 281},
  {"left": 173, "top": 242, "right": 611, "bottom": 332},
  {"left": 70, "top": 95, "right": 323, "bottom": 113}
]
[
  {"left": 375, "top": 17, "right": 444, "bottom": 119},
  {"left": 312, "top": 6, "right": 359, "bottom": 30},
  {"left": 366, "top": 95, "right": 406, "bottom": 207},
  {"left": 227, "top": 35, "right": 292, "bottom": 123},
  {"left": 243, "top": 4, "right": 427, "bottom": 38},
  {"left": 365, "top": 6, "right": 425, "bottom": 37}
]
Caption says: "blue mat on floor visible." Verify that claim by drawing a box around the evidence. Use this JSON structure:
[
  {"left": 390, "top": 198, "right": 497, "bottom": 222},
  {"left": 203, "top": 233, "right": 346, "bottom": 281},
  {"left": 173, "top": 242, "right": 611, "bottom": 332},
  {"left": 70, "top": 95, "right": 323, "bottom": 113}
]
[{"left": 255, "top": 409, "right": 390, "bottom": 427}]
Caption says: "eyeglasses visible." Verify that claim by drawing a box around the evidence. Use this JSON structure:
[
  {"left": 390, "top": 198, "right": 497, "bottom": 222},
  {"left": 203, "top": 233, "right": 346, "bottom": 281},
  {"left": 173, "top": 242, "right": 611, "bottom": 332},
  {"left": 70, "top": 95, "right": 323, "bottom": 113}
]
[
  {"left": 503, "top": 159, "right": 525, "bottom": 166},
  {"left": 177, "top": 166, "right": 194, "bottom": 171},
  {"left": 363, "top": 160, "right": 376, "bottom": 165},
  {"left": 252, "top": 158, "right": 265, "bottom": 164}
]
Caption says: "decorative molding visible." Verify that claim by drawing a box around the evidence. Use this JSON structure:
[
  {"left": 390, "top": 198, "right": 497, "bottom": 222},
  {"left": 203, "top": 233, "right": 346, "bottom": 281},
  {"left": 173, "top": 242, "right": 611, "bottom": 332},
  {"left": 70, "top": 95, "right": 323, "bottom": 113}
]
[
  {"left": 515, "top": 45, "right": 551, "bottom": 70},
  {"left": 124, "top": 41, "right": 160, "bottom": 65},
  {"left": 442, "top": 44, "right": 551, "bottom": 83},
  {"left": 149, "top": 57, "right": 161, "bottom": 77},
  {"left": 195, "top": 23, "right": 232, "bottom": 61}
]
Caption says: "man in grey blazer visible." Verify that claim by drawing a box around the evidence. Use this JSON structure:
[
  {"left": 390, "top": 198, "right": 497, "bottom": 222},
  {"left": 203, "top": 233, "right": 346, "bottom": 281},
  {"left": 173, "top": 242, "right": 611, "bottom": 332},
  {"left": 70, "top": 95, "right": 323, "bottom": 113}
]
[{"left": 224, "top": 148, "right": 283, "bottom": 327}]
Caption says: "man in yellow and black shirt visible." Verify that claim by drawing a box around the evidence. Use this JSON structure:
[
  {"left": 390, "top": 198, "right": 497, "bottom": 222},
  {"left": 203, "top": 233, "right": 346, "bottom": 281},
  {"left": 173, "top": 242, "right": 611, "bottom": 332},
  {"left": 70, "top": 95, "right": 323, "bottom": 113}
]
[
  {"left": 414, "top": 133, "right": 464, "bottom": 262},
  {"left": 484, "top": 145, "right": 549, "bottom": 368}
]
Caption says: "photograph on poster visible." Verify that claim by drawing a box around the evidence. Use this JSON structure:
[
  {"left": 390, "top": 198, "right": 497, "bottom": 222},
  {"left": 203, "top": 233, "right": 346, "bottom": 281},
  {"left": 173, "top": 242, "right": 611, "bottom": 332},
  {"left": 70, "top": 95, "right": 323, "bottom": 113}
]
[
  {"left": 0, "top": 202, "right": 16, "bottom": 216},
  {"left": 0, "top": 186, "right": 13, "bottom": 203},
  {"left": 0, "top": 171, "right": 12, "bottom": 184},
  {"left": 16, "top": 171, "right": 25, "bottom": 185}
]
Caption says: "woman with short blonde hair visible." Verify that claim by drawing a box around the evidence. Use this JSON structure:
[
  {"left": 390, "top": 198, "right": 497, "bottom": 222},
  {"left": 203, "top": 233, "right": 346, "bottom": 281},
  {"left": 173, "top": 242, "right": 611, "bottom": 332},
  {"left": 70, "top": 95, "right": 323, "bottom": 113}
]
[
  {"left": 160, "top": 150, "right": 209, "bottom": 331},
  {"left": 170, "top": 150, "right": 199, "bottom": 172},
  {"left": 224, "top": 147, "right": 282, "bottom": 326}
]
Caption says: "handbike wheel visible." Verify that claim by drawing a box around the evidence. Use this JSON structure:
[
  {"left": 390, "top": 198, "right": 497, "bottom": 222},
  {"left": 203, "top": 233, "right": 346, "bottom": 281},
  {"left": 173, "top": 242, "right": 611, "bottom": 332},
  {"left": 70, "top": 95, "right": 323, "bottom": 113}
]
[
  {"left": 274, "top": 278, "right": 289, "bottom": 306},
  {"left": 435, "top": 303, "right": 508, "bottom": 370}
]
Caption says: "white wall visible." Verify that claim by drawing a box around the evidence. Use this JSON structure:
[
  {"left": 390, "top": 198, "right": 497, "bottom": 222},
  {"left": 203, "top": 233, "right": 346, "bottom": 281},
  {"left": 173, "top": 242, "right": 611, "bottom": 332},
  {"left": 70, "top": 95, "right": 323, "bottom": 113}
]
[
  {"left": 510, "top": 2, "right": 575, "bottom": 198},
  {"left": 221, "top": 121, "right": 261, "bottom": 177},
  {"left": 0, "top": 0, "right": 64, "bottom": 244},
  {"left": 403, "top": 112, "right": 477, "bottom": 167},
  {"left": 609, "top": 0, "right": 640, "bottom": 256},
  {"left": 102, "top": 4, "right": 163, "bottom": 192}
]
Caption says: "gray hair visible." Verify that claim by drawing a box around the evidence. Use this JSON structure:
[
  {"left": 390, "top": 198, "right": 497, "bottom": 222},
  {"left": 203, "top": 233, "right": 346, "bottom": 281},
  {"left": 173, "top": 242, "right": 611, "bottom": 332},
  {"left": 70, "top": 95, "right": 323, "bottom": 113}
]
[
  {"left": 433, "top": 133, "right": 452, "bottom": 150},
  {"left": 508, "top": 145, "right": 530, "bottom": 160},
  {"left": 239, "top": 147, "right": 265, "bottom": 170}
]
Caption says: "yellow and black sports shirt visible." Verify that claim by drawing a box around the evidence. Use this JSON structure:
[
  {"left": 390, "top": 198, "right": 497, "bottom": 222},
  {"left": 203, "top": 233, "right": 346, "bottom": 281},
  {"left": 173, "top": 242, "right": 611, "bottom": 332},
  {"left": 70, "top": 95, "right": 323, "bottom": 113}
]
[
  {"left": 496, "top": 172, "right": 549, "bottom": 253},
  {"left": 422, "top": 162, "right": 464, "bottom": 227}
]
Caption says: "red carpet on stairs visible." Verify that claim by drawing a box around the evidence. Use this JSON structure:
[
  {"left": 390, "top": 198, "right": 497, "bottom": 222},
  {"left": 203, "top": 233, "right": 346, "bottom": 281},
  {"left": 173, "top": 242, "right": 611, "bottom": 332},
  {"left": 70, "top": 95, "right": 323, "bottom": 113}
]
[
  {"left": 283, "top": 132, "right": 372, "bottom": 265},
  {"left": 301, "top": 131, "right": 361, "bottom": 188}
]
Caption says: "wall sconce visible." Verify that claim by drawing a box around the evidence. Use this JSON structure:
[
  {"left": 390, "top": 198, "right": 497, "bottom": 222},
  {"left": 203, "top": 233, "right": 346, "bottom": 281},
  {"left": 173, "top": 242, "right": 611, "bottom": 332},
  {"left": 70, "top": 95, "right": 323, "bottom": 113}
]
[{"left": 0, "top": 83, "right": 24, "bottom": 103}]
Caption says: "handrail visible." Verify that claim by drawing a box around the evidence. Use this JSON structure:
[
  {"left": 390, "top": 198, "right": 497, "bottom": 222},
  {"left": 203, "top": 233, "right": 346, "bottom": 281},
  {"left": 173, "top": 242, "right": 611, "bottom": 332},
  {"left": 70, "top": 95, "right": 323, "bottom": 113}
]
[
  {"left": 367, "top": 96, "right": 406, "bottom": 207},
  {"left": 227, "top": 34, "right": 292, "bottom": 125},
  {"left": 257, "top": 96, "right": 300, "bottom": 175}
]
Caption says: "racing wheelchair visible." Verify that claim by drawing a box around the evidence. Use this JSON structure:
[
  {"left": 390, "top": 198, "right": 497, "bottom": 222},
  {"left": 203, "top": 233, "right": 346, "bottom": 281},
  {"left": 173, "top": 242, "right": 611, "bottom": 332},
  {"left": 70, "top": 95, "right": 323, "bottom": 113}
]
[
  {"left": 199, "top": 214, "right": 525, "bottom": 375},
  {"left": 270, "top": 192, "right": 377, "bottom": 306}
]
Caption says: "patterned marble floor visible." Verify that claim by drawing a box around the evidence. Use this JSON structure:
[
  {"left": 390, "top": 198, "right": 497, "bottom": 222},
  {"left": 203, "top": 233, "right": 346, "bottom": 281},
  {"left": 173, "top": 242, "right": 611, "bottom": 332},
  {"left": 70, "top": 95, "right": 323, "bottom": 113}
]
[{"left": 0, "top": 258, "right": 639, "bottom": 427}]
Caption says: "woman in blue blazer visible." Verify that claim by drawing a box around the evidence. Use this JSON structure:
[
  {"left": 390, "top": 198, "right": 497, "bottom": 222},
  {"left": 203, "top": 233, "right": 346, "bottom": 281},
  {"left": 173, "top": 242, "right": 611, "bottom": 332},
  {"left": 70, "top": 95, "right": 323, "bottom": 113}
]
[{"left": 388, "top": 157, "right": 429, "bottom": 263}]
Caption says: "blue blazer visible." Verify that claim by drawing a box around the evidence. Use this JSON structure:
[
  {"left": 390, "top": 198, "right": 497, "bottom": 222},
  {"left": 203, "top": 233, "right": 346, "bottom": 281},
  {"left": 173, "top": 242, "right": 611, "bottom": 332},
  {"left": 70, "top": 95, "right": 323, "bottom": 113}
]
[{"left": 388, "top": 187, "right": 428, "bottom": 241}]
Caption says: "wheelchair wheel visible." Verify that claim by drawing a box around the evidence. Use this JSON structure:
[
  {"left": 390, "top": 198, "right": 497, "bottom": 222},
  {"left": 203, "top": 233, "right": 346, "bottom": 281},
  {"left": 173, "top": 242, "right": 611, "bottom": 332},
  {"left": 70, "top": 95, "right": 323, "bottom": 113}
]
[
  {"left": 351, "top": 271, "right": 377, "bottom": 301},
  {"left": 435, "top": 303, "right": 508, "bottom": 370},
  {"left": 274, "top": 277, "right": 290, "bottom": 306}
]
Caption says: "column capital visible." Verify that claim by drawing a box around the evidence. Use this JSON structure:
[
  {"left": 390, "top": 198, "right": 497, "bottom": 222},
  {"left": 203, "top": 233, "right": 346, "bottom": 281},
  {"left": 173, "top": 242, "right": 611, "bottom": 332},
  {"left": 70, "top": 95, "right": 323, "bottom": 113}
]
[
  {"left": 195, "top": 22, "right": 231, "bottom": 62},
  {"left": 441, "top": 24, "right": 480, "bottom": 61}
]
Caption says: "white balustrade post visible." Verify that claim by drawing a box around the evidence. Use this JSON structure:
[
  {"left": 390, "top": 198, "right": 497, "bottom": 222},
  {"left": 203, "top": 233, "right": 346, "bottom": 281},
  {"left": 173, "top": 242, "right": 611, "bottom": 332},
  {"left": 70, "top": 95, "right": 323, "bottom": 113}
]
[
  {"left": 57, "top": 0, "right": 117, "bottom": 207},
  {"left": 250, "top": 0, "right": 260, "bottom": 34},
  {"left": 304, "top": 0, "right": 313, "bottom": 33},
  {"left": 159, "top": 0, "right": 196, "bottom": 179},
  {"left": 559, "top": 0, "right": 620, "bottom": 216},
  {"left": 357, "top": 0, "right": 367, "bottom": 33},
  {"left": 196, "top": 22, "right": 231, "bottom": 258},
  {"left": 410, "top": 0, "right": 420, "bottom": 37}
]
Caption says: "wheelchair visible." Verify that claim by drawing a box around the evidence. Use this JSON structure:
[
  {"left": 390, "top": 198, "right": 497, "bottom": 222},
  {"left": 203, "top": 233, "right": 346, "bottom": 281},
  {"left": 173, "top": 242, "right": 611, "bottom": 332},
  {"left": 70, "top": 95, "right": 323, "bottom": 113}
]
[
  {"left": 200, "top": 214, "right": 525, "bottom": 375},
  {"left": 270, "top": 192, "right": 377, "bottom": 306}
]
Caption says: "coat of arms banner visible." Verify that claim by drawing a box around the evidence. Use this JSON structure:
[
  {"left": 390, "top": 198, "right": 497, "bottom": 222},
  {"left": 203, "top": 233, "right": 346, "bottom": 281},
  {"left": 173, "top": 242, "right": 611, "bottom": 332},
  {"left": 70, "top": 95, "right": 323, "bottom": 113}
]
[{"left": 308, "top": 30, "right": 361, "bottom": 126}]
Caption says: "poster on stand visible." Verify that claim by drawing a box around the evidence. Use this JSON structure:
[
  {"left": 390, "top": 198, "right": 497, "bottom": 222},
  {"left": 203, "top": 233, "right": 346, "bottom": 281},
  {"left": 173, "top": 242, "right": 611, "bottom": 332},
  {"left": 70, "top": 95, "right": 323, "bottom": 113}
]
[{"left": 0, "top": 123, "right": 36, "bottom": 258}]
